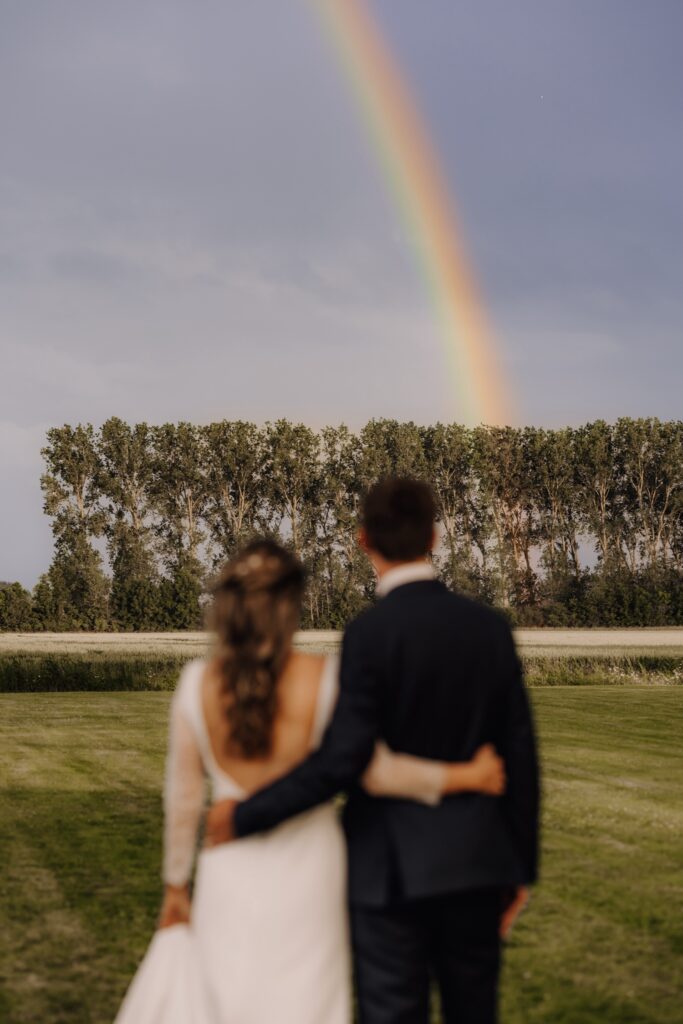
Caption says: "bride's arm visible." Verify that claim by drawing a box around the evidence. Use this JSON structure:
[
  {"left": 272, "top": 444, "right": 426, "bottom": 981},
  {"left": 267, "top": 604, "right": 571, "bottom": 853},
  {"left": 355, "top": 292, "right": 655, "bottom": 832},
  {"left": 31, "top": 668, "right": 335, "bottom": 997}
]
[
  {"left": 362, "top": 742, "right": 506, "bottom": 805},
  {"left": 159, "top": 687, "right": 206, "bottom": 927}
]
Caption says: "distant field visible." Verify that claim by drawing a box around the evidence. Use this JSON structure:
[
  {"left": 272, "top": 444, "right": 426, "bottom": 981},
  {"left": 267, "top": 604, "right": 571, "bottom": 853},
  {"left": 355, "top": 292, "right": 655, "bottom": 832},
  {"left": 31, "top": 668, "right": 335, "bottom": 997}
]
[
  {"left": 1, "top": 630, "right": 682, "bottom": 692},
  {"left": 2, "top": 627, "right": 683, "bottom": 657},
  {"left": 1, "top": 687, "right": 681, "bottom": 1023}
]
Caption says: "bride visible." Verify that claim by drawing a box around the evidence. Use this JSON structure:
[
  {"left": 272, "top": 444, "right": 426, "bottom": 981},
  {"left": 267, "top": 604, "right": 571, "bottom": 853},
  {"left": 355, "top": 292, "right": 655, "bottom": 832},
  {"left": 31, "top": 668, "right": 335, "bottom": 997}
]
[{"left": 115, "top": 540, "right": 506, "bottom": 1023}]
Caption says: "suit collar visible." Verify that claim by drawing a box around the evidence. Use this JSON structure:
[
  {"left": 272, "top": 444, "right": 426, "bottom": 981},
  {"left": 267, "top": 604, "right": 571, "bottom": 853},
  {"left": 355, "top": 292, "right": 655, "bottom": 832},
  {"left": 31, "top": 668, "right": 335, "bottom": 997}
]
[{"left": 375, "top": 561, "right": 436, "bottom": 598}]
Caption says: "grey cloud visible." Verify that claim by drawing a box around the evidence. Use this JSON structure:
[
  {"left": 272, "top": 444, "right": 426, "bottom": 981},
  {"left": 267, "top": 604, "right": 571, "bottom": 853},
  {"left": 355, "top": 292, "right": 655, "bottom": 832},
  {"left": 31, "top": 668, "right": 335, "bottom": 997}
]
[
  {"left": 1, "top": 0, "right": 682, "bottom": 584},
  {"left": 52, "top": 248, "right": 140, "bottom": 284}
]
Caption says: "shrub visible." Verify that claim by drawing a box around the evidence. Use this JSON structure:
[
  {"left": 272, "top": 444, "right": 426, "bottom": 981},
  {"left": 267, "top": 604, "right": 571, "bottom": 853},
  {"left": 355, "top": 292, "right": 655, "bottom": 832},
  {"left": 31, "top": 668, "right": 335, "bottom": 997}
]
[
  {"left": 0, "top": 583, "right": 35, "bottom": 631},
  {"left": 0, "top": 653, "right": 188, "bottom": 693}
]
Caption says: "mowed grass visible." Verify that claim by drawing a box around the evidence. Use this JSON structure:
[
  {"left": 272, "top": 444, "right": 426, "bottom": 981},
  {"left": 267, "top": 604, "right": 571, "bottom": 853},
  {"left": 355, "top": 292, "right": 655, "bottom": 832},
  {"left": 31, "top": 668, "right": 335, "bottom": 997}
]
[{"left": 1, "top": 688, "right": 682, "bottom": 1023}]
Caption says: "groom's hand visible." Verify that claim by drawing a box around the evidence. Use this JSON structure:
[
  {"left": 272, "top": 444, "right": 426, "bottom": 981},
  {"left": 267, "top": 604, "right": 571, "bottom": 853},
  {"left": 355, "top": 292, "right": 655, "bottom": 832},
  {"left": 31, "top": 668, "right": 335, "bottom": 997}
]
[{"left": 204, "top": 799, "right": 239, "bottom": 848}]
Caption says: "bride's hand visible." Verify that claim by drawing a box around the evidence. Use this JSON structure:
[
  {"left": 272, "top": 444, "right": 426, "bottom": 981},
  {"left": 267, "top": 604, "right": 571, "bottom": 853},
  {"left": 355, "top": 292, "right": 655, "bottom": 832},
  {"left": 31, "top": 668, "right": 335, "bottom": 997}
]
[
  {"left": 158, "top": 885, "right": 191, "bottom": 929},
  {"left": 204, "top": 798, "right": 239, "bottom": 848},
  {"left": 363, "top": 741, "right": 506, "bottom": 803},
  {"left": 465, "top": 743, "right": 506, "bottom": 795},
  {"left": 361, "top": 742, "right": 397, "bottom": 796}
]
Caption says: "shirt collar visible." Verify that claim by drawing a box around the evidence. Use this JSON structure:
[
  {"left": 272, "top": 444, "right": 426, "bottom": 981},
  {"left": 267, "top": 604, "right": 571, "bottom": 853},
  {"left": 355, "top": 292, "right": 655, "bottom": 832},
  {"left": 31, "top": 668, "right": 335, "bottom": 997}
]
[{"left": 375, "top": 561, "right": 436, "bottom": 598}]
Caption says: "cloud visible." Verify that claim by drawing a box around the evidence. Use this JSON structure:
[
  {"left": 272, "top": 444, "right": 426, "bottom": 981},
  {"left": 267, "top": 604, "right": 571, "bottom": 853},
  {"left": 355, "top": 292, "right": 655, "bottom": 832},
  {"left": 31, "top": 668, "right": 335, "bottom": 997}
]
[
  {"left": 1, "top": 0, "right": 682, "bottom": 581},
  {"left": 0, "top": 421, "right": 48, "bottom": 470},
  {"left": 51, "top": 248, "right": 139, "bottom": 285},
  {"left": 0, "top": 423, "right": 53, "bottom": 587},
  {"left": 508, "top": 330, "right": 622, "bottom": 369}
]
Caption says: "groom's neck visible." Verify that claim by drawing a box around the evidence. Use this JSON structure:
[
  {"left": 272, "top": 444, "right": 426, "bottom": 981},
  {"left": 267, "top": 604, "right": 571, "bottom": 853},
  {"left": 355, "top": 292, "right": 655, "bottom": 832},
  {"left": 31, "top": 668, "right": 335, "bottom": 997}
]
[{"left": 372, "top": 555, "right": 431, "bottom": 581}]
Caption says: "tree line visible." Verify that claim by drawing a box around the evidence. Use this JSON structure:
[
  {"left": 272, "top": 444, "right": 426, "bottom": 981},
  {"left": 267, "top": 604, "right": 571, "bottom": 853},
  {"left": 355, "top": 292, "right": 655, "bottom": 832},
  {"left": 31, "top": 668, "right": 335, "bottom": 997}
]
[{"left": 1, "top": 417, "right": 681, "bottom": 632}]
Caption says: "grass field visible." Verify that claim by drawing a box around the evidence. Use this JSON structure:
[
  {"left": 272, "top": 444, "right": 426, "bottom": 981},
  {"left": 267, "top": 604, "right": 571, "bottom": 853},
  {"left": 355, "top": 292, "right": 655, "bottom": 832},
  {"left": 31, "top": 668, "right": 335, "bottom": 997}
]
[{"left": 1, "top": 686, "right": 682, "bottom": 1023}]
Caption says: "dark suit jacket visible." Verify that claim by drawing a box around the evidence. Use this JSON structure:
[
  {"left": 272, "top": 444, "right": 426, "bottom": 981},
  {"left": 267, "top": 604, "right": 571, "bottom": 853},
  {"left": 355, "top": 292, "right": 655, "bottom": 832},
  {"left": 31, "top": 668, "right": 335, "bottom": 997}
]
[{"left": 234, "top": 580, "right": 540, "bottom": 907}]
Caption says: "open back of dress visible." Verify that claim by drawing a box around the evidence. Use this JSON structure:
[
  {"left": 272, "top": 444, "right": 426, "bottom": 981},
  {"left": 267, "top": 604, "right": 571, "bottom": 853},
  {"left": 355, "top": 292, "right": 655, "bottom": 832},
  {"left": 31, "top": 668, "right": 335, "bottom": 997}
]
[{"left": 116, "top": 657, "right": 351, "bottom": 1024}]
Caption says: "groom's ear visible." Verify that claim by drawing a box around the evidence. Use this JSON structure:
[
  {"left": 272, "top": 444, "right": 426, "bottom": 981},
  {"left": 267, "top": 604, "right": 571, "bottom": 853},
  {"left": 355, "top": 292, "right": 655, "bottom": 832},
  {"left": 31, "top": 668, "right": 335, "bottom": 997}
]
[{"left": 358, "top": 528, "right": 371, "bottom": 555}]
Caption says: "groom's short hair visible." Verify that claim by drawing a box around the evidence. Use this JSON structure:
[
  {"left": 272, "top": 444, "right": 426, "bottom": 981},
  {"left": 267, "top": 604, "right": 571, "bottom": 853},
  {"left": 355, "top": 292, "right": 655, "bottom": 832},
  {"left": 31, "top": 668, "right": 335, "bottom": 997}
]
[{"left": 362, "top": 478, "right": 436, "bottom": 561}]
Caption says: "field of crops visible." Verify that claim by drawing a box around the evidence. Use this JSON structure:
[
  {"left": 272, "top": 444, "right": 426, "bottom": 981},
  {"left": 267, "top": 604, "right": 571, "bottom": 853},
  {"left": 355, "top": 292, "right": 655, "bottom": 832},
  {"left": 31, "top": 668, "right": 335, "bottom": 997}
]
[
  {"left": 1, "top": 629, "right": 682, "bottom": 692},
  {"left": 1, "top": 684, "right": 682, "bottom": 1023},
  {"left": 2, "top": 627, "right": 683, "bottom": 656}
]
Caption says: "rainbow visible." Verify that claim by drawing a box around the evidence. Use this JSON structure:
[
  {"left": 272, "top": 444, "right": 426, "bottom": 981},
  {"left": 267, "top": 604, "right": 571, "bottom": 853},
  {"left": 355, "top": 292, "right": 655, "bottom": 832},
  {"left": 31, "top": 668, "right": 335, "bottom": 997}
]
[{"left": 309, "top": 0, "right": 511, "bottom": 425}]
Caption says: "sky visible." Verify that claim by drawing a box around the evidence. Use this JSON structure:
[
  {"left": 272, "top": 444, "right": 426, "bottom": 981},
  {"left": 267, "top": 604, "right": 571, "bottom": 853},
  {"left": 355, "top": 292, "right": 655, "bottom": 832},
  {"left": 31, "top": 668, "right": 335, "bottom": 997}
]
[{"left": 1, "top": 0, "right": 682, "bottom": 586}]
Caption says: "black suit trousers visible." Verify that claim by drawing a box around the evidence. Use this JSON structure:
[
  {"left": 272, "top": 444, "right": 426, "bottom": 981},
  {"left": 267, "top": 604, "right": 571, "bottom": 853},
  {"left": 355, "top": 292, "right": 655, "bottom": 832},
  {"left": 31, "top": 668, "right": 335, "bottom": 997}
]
[{"left": 351, "top": 887, "right": 502, "bottom": 1024}]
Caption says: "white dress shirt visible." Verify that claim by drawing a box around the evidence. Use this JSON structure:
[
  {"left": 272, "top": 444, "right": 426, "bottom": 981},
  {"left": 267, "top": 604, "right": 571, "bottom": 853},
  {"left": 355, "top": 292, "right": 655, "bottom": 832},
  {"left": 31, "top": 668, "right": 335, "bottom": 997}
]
[{"left": 375, "top": 560, "right": 436, "bottom": 598}]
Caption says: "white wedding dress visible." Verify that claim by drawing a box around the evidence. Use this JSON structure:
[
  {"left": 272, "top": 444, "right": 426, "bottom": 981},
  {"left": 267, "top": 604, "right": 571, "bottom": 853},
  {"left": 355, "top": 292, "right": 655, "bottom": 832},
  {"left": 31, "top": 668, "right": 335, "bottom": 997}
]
[
  {"left": 115, "top": 656, "right": 351, "bottom": 1024},
  {"left": 115, "top": 656, "right": 446, "bottom": 1023}
]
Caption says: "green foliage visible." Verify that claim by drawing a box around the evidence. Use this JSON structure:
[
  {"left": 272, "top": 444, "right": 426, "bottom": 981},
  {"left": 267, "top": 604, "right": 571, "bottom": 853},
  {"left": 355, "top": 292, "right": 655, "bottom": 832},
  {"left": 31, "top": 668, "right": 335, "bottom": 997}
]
[
  {"left": 1, "top": 650, "right": 680, "bottom": 693},
  {"left": 149, "top": 422, "right": 207, "bottom": 570},
  {"left": 109, "top": 574, "right": 163, "bottom": 632},
  {"left": 26, "top": 417, "right": 682, "bottom": 631},
  {"left": 52, "top": 530, "right": 110, "bottom": 629},
  {"left": 526, "top": 566, "right": 683, "bottom": 628},
  {"left": 98, "top": 418, "right": 159, "bottom": 630},
  {"left": 158, "top": 560, "right": 204, "bottom": 631},
  {"left": 521, "top": 653, "right": 683, "bottom": 686},
  {"left": 30, "top": 573, "right": 63, "bottom": 631},
  {"left": 0, "top": 583, "right": 34, "bottom": 630},
  {"left": 40, "top": 425, "right": 110, "bottom": 629},
  {"left": 203, "top": 420, "right": 265, "bottom": 562},
  {"left": 0, "top": 652, "right": 186, "bottom": 692}
]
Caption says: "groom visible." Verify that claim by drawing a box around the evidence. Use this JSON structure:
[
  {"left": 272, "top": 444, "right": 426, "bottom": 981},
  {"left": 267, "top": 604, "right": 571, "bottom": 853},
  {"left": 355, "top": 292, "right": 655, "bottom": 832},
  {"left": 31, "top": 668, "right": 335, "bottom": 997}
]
[{"left": 207, "top": 478, "right": 540, "bottom": 1023}]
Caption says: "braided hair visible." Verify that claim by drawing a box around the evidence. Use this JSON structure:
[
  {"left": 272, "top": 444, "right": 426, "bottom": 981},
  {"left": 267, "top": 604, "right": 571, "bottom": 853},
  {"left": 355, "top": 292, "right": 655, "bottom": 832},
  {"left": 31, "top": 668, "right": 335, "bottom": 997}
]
[{"left": 210, "top": 539, "right": 305, "bottom": 758}]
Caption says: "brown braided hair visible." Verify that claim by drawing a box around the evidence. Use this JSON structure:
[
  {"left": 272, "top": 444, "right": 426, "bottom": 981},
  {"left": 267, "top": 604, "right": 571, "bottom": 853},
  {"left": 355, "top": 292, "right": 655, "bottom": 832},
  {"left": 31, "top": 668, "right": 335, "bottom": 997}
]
[{"left": 209, "top": 539, "right": 305, "bottom": 758}]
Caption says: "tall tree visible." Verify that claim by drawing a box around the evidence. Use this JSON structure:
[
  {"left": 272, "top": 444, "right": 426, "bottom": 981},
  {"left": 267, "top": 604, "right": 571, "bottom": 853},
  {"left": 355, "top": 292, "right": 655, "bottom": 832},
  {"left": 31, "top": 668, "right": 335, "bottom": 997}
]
[
  {"left": 528, "top": 427, "right": 582, "bottom": 581},
  {"left": 149, "top": 423, "right": 208, "bottom": 628},
  {"left": 574, "top": 421, "right": 626, "bottom": 570},
  {"left": 41, "top": 425, "right": 109, "bottom": 628},
  {"left": 358, "top": 419, "right": 428, "bottom": 488},
  {"left": 422, "top": 423, "right": 490, "bottom": 596},
  {"left": 98, "top": 418, "right": 159, "bottom": 629},
  {"left": 473, "top": 426, "right": 539, "bottom": 607},
  {"left": 150, "top": 423, "right": 206, "bottom": 566},
  {"left": 262, "top": 421, "right": 321, "bottom": 559},
  {"left": 34, "top": 416, "right": 681, "bottom": 630},
  {"left": 0, "top": 582, "right": 34, "bottom": 631},
  {"left": 202, "top": 421, "right": 266, "bottom": 567},
  {"left": 314, "top": 425, "right": 370, "bottom": 626},
  {"left": 614, "top": 418, "right": 683, "bottom": 570}
]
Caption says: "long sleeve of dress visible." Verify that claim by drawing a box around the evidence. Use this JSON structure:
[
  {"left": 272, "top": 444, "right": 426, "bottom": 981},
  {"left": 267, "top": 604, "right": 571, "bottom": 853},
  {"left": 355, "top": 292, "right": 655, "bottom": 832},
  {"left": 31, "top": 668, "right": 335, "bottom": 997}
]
[
  {"left": 162, "top": 686, "right": 206, "bottom": 887},
  {"left": 361, "top": 742, "right": 447, "bottom": 806}
]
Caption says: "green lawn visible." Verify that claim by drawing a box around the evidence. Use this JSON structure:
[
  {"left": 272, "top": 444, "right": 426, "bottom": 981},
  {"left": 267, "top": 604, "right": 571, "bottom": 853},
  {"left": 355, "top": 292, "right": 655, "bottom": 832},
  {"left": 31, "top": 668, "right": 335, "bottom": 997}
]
[{"left": 1, "top": 688, "right": 682, "bottom": 1023}]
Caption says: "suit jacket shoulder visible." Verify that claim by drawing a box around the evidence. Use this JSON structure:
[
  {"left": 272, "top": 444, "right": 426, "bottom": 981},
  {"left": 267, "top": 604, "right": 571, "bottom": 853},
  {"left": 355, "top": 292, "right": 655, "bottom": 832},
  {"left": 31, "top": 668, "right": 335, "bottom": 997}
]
[
  {"left": 443, "top": 589, "right": 516, "bottom": 645},
  {"left": 374, "top": 580, "right": 511, "bottom": 635}
]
